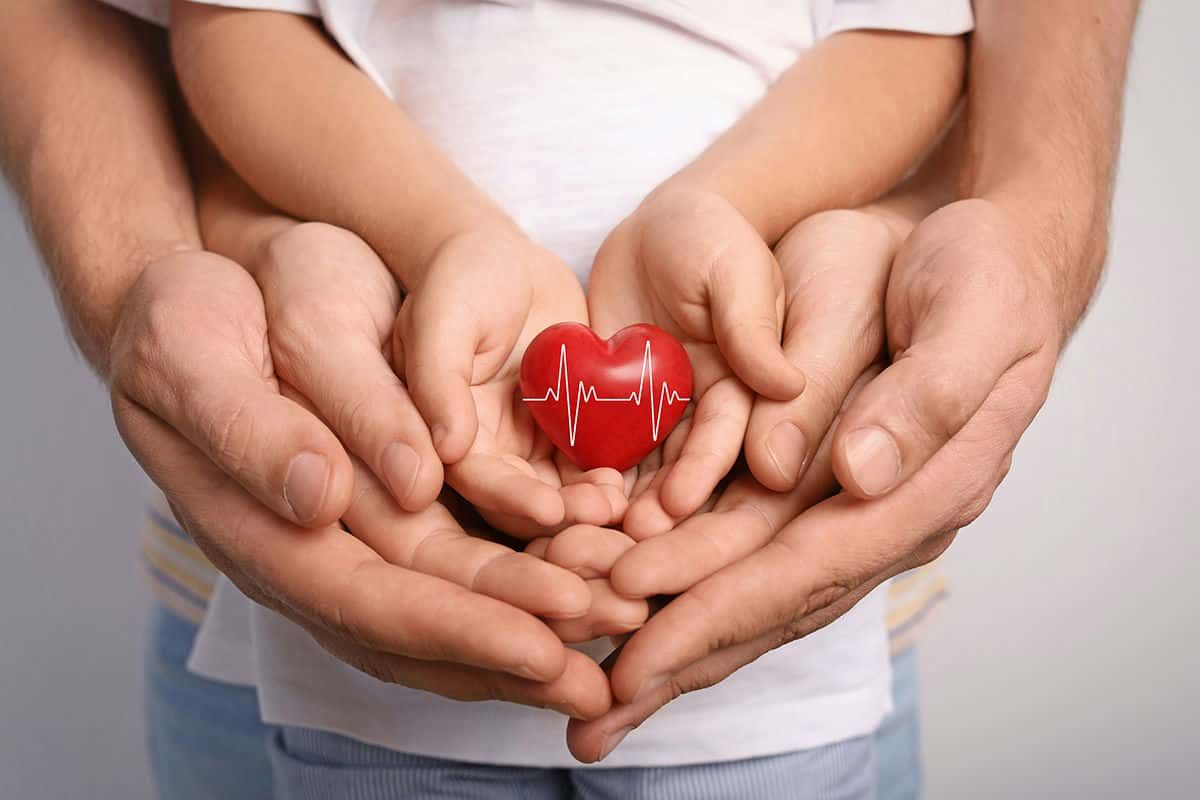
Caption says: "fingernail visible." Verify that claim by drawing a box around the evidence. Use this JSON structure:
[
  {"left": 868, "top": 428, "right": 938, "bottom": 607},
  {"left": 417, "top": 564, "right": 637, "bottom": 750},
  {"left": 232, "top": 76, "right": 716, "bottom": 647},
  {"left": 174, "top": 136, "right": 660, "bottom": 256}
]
[
  {"left": 765, "top": 422, "right": 807, "bottom": 485},
  {"left": 284, "top": 451, "right": 329, "bottom": 524},
  {"left": 843, "top": 426, "right": 901, "bottom": 496},
  {"left": 381, "top": 442, "right": 422, "bottom": 505},
  {"left": 599, "top": 726, "right": 634, "bottom": 760}
]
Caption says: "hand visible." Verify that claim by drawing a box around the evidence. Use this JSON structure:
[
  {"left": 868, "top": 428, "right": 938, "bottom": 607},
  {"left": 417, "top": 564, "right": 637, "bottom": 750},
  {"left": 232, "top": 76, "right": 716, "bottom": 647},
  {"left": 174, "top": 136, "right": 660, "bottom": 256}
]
[
  {"left": 395, "top": 226, "right": 628, "bottom": 538},
  {"left": 246, "top": 222, "right": 444, "bottom": 512},
  {"left": 564, "top": 198, "right": 1065, "bottom": 761},
  {"left": 109, "top": 248, "right": 611, "bottom": 717},
  {"left": 587, "top": 189, "right": 805, "bottom": 538},
  {"left": 525, "top": 526, "right": 649, "bottom": 644}
]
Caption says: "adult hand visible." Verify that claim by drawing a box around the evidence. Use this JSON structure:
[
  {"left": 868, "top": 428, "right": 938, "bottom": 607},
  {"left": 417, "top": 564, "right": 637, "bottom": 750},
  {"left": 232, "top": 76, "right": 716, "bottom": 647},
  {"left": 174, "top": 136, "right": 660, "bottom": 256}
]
[
  {"left": 565, "top": 198, "right": 1063, "bottom": 761},
  {"left": 109, "top": 248, "right": 610, "bottom": 718}
]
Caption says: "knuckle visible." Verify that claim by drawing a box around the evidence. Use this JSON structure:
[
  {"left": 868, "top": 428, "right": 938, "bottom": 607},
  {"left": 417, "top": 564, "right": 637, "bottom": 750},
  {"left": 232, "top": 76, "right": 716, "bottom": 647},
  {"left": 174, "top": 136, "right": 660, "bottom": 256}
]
[
  {"left": 266, "top": 222, "right": 367, "bottom": 272},
  {"left": 208, "top": 397, "right": 256, "bottom": 478},
  {"left": 331, "top": 388, "right": 389, "bottom": 450},
  {"left": 902, "top": 363, "right": 976, "bottom": 444},
  {"left": 952, "top": 477, "right": 1000, "bottom": 528}
]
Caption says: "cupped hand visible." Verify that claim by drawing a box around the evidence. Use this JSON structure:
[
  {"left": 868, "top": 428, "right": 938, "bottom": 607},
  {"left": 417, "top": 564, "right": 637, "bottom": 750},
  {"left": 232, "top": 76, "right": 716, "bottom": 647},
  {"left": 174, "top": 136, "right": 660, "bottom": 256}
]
[
  {"left": 587, "top": 189, "right": 805, "bottom": 539},
  {"left": 110, "top": 249, "right": 611, "bottom": 717},
  {"left": 564, "top": 198, "right": 1066, "bottom": 762},
  {"left": 396, "top": 226, "right": 626, "bottom": 538}
]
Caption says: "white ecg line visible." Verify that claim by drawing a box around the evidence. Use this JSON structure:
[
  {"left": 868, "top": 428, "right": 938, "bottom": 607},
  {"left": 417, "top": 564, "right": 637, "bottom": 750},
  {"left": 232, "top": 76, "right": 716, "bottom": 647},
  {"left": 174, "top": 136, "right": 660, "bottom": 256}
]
[{"left": 522, "top": 341, "right": 690, "bottom": 446}]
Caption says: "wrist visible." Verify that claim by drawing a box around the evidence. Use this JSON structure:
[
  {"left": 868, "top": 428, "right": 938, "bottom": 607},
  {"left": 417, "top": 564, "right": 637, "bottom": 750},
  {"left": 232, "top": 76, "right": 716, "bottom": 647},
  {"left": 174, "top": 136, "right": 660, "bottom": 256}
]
[
  {"left": 81, "top": 237, "right": 202, "bottom": 380},
  {"left": 363, "top": 189, "right": 519, "bottom": 291},
  {"left": 972, "top": 177, "right": 1108, "bottom": 343}
]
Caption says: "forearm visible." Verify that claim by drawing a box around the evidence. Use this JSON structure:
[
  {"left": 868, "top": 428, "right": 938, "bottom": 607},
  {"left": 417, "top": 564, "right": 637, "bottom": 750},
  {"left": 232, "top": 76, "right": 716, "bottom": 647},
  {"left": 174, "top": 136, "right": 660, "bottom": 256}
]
[
  {"left": 960, "top": 1, "right": 1140, "bottom": 336},
  {"left": 863, "top": 112, "right": 965, "bottom": 238},
  {"left": 665, "top": 30, "right": 966, "bottom": 244},
  {"left": 0, "top": 1, "right": 201, "bottom": 376},
  {"left": 169, "top": 2, "right": 511, "bottom": 289}
]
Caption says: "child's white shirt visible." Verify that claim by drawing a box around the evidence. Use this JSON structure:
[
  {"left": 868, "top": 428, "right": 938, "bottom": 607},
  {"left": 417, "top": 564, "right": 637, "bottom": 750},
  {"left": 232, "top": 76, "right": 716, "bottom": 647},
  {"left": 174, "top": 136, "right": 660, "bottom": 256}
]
[{"left": 104, "top": 0, "right": 971, "bottom": 767}]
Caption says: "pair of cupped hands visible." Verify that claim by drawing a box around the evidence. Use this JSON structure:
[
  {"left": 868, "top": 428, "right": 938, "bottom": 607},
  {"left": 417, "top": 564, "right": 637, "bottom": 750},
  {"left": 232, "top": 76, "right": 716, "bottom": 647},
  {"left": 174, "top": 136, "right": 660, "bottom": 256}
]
[{"left": 108, "top": 183, "right": 1062, "bottom": 762}]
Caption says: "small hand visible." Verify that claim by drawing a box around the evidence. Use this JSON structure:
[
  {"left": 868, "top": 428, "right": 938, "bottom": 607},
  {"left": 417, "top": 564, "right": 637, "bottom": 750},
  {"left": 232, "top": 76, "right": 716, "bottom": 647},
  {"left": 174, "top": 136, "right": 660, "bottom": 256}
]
[
  {"left": 587, "top": 189, "right": 804, "bottom": 538},
  {"left": 396, "top": 226, "right": 626, "bottom": 538},
  {"left": 525, "top": 526, "right": 649, "bottom": 643}
]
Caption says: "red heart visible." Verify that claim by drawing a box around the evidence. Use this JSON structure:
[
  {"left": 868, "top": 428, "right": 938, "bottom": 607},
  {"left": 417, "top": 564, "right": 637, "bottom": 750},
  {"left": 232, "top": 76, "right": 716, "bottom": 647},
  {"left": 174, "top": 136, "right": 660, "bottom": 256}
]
[{"left": 519, "top": 322, "right": 693, "bottom": 471}]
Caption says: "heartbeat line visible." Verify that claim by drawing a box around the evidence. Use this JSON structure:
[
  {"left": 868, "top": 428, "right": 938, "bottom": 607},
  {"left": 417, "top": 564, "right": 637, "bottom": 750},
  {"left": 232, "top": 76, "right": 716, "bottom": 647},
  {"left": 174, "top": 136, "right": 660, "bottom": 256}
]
[{"left": 522, "top": 341, "right": 690, "bottom": 446}]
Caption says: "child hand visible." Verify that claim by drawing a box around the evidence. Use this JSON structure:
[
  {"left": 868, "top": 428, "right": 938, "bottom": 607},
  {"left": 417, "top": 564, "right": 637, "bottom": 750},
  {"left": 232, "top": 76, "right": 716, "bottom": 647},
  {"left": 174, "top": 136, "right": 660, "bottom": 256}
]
[
  {"left": 587, "top": 189, "right": 805, "bottom": 538},
  {"left": 526, "top": 526, "right": 649, "bottom": 643},
  {"left": 396, "top": 225, "right": 626, "bottom": 538}
]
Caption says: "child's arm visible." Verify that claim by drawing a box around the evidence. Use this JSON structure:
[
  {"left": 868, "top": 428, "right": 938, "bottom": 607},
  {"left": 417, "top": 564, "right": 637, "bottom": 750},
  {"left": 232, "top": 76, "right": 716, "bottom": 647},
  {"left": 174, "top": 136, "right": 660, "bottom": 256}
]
[
  {"left": 588, "top": 30, "right": 965, "bottom": 535},
  {"left": 666, "top": 29, "right": 966, "bottom": 245},
  {"left": 170, "top": 3, "right": 626, "bottom": 535},
  {"left": 169, "top": 2, "right": 509, "bottom": 288}
]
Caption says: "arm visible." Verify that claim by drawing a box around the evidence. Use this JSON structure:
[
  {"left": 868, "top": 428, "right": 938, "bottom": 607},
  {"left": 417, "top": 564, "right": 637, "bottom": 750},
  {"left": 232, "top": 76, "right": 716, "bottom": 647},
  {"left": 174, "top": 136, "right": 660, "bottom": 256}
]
[
  {"left": 168, "top": 2, "right": 511, "bottom": 289},
  {"left": 832, "top": 1, "right": 1140, "bottom": 499},
  {"left": 667, "top": 29, "right": 966, "bottom": 245},
  {"left": 0, "top": 0, "right": 199, "bottom": 376},
  {"left": 561, "top": 2, "right": 1142, "bottom": 761},
  {"left": 585, "top": 30, "right": 964, "bottom": 533},
  {"left": 171, "top": 2, "right": 626, "bottom": 533},
  {"left": 0, "top": 1, "right": 607, "bottom": 711},
  {"left": 960, "top": 1, "right": 1137, "bottom": 338}
]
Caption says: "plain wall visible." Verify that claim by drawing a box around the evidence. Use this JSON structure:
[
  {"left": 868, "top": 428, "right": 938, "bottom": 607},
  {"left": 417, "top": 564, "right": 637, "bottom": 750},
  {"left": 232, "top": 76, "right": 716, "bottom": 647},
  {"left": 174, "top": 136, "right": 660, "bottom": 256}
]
[{"left": 0, "top": 3, "right": 1196, "bottom": 798}]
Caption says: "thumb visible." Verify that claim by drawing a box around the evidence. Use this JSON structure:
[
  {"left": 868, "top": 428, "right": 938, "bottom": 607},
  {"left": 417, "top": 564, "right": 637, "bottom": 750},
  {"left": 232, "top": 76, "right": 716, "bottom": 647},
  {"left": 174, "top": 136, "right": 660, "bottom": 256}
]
[
  {"left": 395, "top": 287, "right": 481, "bottom": 465},
  {"left": 708, "top": 235, "right": 806, "bottom": 401},
  {"left": 110, "top": 252, "right": 354, "bottom": 527},
  {"left": 833, "top": 245, "right": 1040, "bottom": 498}
]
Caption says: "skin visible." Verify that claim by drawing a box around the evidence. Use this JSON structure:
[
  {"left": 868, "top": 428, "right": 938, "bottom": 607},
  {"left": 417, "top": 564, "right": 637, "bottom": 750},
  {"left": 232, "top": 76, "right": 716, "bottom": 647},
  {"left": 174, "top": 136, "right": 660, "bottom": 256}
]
[
  {"left": 0, "top": 2, "right": 614, "bottom": 717},
  {"left": 561, "top": 1, "right": 1142, "bottom": 762},
  {"left": 3, "top": 0, "right": 1138, "bottom": 770},
  {"left": 169, "top": 3, "right": 625, "bottom": 533}
]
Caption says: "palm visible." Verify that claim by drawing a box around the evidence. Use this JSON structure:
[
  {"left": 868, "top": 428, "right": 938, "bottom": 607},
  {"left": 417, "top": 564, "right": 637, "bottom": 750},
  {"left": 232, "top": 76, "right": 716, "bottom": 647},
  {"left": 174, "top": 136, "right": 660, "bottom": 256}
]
[
  {"left": 400, "top": 230, "right": 624, "bottom": 538},
  {"left": 587, "top": 193, "right": 786, "bottom": 537}
]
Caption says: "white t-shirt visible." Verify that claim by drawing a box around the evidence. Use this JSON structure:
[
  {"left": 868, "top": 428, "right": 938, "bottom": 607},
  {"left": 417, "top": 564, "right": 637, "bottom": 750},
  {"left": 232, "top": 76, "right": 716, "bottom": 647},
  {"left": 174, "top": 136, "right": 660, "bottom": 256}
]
[{"left": 104, "top": 0, "right": 972, "bottom": 767}]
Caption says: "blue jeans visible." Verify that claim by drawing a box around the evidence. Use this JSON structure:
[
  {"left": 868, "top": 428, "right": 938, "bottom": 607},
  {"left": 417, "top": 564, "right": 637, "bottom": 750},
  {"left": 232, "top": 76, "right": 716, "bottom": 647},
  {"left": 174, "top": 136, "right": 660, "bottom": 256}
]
[{"left": 145, "top": 604, "right": 922, "bottom": 799}]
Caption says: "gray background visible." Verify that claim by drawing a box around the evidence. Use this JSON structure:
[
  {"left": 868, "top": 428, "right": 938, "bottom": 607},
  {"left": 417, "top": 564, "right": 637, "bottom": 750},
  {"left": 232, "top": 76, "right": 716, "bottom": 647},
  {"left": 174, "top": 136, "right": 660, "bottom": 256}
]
[{"left": 0, "top": 3, "right": 1196, "bottom": 798}]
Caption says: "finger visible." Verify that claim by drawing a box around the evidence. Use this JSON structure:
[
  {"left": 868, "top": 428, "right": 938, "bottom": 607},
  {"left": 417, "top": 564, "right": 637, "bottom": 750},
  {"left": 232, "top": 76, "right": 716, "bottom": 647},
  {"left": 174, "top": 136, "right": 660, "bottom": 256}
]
[
  {"left": 317, "top": 635, "right": 612, "bottom": 720},
  {"left": 557, "top": 461, "right": 629, "bottom": 527},
  {"left": 343, "top": 462, "right": 591, "bottom": 620},
  {"left": 282, "top": 334, "right": 443, "bottom": 511},
  {"left": 447, "top": 450, "right": 567, "bottom": 530},
  {"left": 543, "top": 524, "right": 638, "bottom": 579},
  {"left": 657, "top": 376, "right": 752, "bottom": 518},
  {"left": 608, "top": 361, "right": 1039, "bottom": 703},
  {"left": 245, "top": 224, "right": 442, "bottom": 510},
  {"left": 615, "top": 366, "right": 882, "bottom": 597},
  {"left": 115, "top": 398, "right": 571, "bottom": 682},
  {"left": 614, "top": 365, "right": 879, "bottom": 597},
  {"left": 547, "top": 579, "right": 649, "bottom": 643},
  {"left": 565, "top": 628, "right": 774, "bottom": 762},
  {"left": 745, "top": 215, "right": 893, "bottom": 491},
  {"left": 111, "top": 254, "right": 354, "bottom": 527},
  {"left": 567, "top": 560, "right": 907, "bottom": 761},
  {"left": 396, "top": 294, "right": 480, "bottom": 464},
  {"left": 708, "top": 239, "right": 806, "bottom": 401},
  {"left": 620, "top": 419, "right": 689, "bottom": 539},
  {"left": 833, "top": 250, "right": 1040, "bottom": 499}
]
